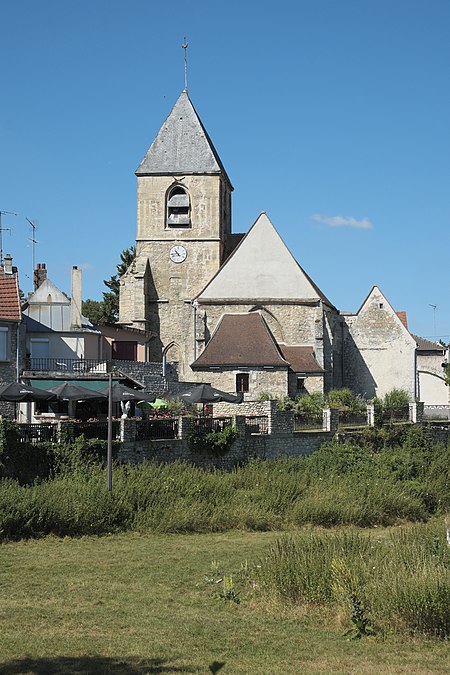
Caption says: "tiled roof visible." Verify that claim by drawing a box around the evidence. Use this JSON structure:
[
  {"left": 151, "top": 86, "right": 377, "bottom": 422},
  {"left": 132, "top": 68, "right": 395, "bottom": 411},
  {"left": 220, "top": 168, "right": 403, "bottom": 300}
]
[
  {"left": 396, "top": 311, "right": 408, "bottom": 329},
  {"left": 191, "top": 313, "right": 289, "bottom": 368},
  {"left": 278, "top": 345, "right": 324, "bottom": 373},
  {"left": 0, "top": 269, "right": 21, "bottom": 321},
  {"left": 412, "top": 334, "right": 445, "bottom": 352}
]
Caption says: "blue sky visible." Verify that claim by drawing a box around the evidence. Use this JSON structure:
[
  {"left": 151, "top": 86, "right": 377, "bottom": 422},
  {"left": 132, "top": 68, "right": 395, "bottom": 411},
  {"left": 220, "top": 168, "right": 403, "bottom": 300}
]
[{"left": 1, "top": 0, "right": 449, "bottom": 341}]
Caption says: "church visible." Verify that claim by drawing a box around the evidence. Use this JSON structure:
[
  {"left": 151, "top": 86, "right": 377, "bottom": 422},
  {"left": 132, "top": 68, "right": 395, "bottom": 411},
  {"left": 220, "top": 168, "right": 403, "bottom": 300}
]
[{"left": 118, "top": 90, "right": 448, "bottom": 404}]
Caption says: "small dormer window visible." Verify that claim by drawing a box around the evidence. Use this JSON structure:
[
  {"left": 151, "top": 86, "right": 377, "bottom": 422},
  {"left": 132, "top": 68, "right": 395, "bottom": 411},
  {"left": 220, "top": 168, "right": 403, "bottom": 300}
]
[{"left": 166, "top": 185, "right": 190, "bottom": 227}]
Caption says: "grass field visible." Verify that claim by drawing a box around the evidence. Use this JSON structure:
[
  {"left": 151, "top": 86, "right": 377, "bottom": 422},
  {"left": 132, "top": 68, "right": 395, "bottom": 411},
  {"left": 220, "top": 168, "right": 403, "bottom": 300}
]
[{"left": 1, "top": 529, "right": 449, "bottom": 674}]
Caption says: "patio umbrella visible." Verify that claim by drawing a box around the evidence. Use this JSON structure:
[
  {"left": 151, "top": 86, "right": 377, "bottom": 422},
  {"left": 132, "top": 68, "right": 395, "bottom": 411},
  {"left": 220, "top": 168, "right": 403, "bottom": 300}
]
[
  {"left": 48, "top": 382, "right": 107, "bottom": 401},
  {"left": 176, "top": 384, "right": 243, "bottom": 405},
  {"left": 99, "top": 382, "right": 156, "bottom": 403},
  {"left": 0, "top": 382, "right": 56, "bottom": 402}
]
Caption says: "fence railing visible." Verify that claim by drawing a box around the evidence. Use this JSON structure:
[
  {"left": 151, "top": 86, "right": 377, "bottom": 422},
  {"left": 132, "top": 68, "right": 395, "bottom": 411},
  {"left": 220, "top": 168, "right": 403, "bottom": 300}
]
[
  {"left": 16, "top": 423, "right": 57, "bottom": 444},
  {"left": 190, "top": 417, "right": 233, "bottom": 435},
  {"left": 136, "top": 418, "right": 179, "bottom": 440},
  {"left": 245, "top": 415, "right": 269, "bottom": 435},
  {"left": 25, "top": 358, "right": 108, "bottom": 373},
  {"left": 71, "top": 420, "right": 121, "bottom": 441},
  {"left": 294, "top": 412, "right": 324, "bottom": 432},
  {"left": 338, "top": 410, "right": 367, "bottom": 428},
  {"left": 382, "top": 406, "right": 410, "bottom": 424}
]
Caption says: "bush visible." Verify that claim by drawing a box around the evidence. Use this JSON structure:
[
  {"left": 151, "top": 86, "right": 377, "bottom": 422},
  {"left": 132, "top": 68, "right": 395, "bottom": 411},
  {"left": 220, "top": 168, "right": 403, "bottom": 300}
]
[{"left": 188, "top": 424, "right": 239, "bottom": 456}]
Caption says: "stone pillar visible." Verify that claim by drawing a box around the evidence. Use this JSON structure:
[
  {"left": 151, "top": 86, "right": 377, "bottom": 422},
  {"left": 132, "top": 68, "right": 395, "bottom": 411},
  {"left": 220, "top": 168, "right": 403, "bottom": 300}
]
[
  {"left": 178, "top": 415, "right": 192, "bottom": 440},
  {"left": 366, "top": 404, "right": 375, "bottom": 427},
  {"left": 323, "top": 408, "right": 339, "bottom": 433},
  {"left": 121, "top": 418, "right": 137, "bottom": 442},
  {"left": 409, "top": 402, "right": 424, "bottom": 424},
  {"left": 234, "top": 415, "right": 247, "bottom": 437}
]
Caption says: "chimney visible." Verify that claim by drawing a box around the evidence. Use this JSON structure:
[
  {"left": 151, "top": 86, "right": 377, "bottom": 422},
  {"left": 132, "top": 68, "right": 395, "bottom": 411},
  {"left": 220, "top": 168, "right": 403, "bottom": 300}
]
[
  {"left": 34, "top": 263, "right": 47, "bottom": 289},
  {"left": 3, "top": 253, "right": 13, "bottom": 275},
  {"left": 71, "top": 265, "right": 82, "bottom": 329}
]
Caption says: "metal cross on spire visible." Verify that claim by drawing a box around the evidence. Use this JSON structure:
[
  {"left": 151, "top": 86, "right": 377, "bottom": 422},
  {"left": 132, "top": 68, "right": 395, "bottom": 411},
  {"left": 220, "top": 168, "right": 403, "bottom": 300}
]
[{"left": 181, "top": 37, "right": 188, "bottom": 92}]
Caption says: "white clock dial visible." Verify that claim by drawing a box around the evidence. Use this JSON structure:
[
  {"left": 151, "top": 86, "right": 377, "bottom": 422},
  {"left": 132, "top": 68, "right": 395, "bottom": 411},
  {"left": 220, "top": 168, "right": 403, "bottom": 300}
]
[{"left": 169, "top": 245, "right": 187, "bottom": 263}]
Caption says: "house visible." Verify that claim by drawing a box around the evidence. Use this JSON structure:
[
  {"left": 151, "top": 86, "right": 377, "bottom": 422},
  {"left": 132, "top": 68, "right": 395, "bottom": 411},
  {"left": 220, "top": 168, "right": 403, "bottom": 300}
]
[
  {"left": 113, "top": 90, "right": 449, "bottom": 405},
  {"left": 0, "top": 254, "right": 24, "bottom": 418},
  {"left": 20, "top": 264, "right": 153, "bottom": 421}
]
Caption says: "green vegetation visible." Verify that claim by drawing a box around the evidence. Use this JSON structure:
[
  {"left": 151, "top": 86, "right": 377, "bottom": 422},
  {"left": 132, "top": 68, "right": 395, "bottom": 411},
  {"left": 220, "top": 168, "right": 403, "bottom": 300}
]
[
  {"left": 1, "top": 529, "right": 449, "bottom": 673},
  {"left": 1, "top": 425, "right": 449, "bottom": 670},
  {"left": 187, "top": 423, "right": 240, "bottom": 456},
  {"left": 257, "top": 523, "right": 449, "bottom": 638},
  {"left": 82, "top": 245, "right": 136, "bottom": 323},
  {"left": 1, "top": 425, "right": 448, "bottom": 539}
]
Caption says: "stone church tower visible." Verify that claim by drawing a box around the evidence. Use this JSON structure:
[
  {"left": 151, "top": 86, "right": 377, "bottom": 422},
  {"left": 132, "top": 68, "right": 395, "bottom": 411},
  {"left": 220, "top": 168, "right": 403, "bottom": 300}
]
[{"left": 119, "top": 91, "right": 234, "bottom": 373}]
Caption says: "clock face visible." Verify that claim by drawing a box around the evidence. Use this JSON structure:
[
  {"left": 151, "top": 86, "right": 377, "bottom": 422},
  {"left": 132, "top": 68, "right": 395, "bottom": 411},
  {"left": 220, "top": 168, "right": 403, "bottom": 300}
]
[{"left": 169, "top": 245, "right": 187, "bottom": 263}]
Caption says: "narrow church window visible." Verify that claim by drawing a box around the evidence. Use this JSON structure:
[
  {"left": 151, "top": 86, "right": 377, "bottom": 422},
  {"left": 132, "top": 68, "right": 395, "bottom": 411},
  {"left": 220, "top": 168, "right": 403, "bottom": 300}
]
[
  {"left": 236, "top": 373, "right": 249, "bottom": 393},
  {"left": 166, "top": 185, "right": 190, "bottom": 227},
  {"left": 296, "top": 377, "right": 306, "bottom": 395}
]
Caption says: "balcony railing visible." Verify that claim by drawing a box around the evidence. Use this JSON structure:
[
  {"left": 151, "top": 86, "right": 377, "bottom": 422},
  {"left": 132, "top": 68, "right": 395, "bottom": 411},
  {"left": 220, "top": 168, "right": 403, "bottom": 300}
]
[{"left": 25, "top": 358, "right": 108, "bottom": 373}]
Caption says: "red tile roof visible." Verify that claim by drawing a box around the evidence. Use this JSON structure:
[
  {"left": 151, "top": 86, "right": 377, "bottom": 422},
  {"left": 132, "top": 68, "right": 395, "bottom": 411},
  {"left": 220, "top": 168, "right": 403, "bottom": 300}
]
[
  {"left": 396, "top": 311, "right": 408, "bottom": 329},
  {"left": 0, "top": 269, "right": 21, "bottom": 321},
  {"left": 278, "top": 345, "right": 324, "bottom": 373},
  {"left": 191, "top": 313, "right": 289, "bottom": 368}
]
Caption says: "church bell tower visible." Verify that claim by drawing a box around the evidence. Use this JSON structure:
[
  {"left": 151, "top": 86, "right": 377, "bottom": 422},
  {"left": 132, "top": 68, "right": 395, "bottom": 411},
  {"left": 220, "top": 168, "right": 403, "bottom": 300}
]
[{"left": 119, "top": 91, "right": 233, "bottom": 371}]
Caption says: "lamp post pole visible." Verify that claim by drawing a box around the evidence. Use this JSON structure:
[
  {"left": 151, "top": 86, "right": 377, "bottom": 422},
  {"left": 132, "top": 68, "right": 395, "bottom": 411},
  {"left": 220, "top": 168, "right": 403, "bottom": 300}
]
[{"left": 107, "top": 371, "right": 113, "bottom": 491}]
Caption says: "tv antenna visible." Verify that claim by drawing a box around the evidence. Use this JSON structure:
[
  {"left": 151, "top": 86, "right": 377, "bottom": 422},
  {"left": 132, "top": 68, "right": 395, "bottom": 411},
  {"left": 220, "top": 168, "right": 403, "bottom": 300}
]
[
  {"left": 26, "top": 217, "right": 38, "bottom": 278},
  {"left": 0, "top": 210, "right": 17, "bottom": 266},
  {"left": 429, "top": 304, "right": 437, "bottom": 341}
]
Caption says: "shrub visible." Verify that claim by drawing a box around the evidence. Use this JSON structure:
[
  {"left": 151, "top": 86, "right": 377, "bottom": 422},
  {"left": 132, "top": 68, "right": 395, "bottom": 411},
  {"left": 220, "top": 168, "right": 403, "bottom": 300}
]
[{"left": 188, "top": 424, "right": 239, "bottom": 456}]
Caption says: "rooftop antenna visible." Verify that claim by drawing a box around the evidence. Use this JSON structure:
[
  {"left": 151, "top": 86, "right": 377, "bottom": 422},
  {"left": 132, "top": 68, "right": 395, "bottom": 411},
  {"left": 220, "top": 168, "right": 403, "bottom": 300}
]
[
  {"left": 26, "top": 217, "right": 38, "bottom": 278},
  {"left": 0, "top": 210, "right": 16, "bottom": 266},
  {"left": 429, "top": 304, "right": 437, "bottom": 342},
  {"left": 181, "top": 37, "right": 188, "bottom": 92}
]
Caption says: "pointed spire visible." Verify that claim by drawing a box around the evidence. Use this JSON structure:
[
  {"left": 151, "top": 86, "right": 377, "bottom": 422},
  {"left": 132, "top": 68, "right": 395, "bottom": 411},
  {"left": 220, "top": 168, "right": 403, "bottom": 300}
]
[{"left": 136, "top": 92, "right": 232, "bottom": 186}]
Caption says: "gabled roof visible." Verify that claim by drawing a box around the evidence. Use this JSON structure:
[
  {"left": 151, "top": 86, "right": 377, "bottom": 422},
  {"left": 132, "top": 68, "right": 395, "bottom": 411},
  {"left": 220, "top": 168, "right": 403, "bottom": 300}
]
[
  {"left": 0, "top": 268, "right": 21, "bottom": 321},
  {"left": 191, "top": 312, "right": 289, "bottom": 368},
  {"left": 196, "top": 212, "right": 335, "bottom": 307},
  {"left": 136, "top": 91, "right": 232, "bottom": 186},
  {"left": 22, "top": 277, "right": 95, "bottom": 333},
  {"left": 278, "top": 345, "right": 324, "bottom": 373}
]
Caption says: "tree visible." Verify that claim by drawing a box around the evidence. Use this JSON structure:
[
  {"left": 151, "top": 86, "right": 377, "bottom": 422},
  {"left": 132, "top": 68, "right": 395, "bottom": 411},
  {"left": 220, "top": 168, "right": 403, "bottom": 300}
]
[{"left": 82, "top": 246, "right": 136, "bottom": 324}]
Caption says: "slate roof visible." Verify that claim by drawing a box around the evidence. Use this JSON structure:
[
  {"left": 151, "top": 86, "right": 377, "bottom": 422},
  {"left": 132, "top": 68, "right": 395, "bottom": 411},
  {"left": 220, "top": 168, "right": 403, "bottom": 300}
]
[
  {"left": 0, "top": 268, "right": 21, "bottom": 321},
  {"left": 278, "top": 345, "right": 324, "bottom": 373},
  {"left": 191, "top": 313, "right": 289, "bottom": 368},
  {"left": 412, "top": 334, "right": 445, "bottom": 352},
  {"left": 136, "top": 91, "right": 232, "bottom": 186}
]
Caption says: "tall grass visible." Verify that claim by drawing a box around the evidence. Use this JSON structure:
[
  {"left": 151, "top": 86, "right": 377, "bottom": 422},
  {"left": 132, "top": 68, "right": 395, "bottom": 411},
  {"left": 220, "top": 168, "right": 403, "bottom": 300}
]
[
  {"left": 0, "top": 426, "right": 448, "bottom": 540},
  {"left": 256, "top": 522, "right": 450, "bottom": 638}
]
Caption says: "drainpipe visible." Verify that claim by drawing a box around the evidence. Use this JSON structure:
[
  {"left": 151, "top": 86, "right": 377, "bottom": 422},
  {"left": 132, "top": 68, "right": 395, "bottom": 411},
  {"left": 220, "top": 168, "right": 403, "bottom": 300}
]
[
  {"left": 16, "top": 323, "right": 20, "bottom": 381},
  {"left": 193, "top": 299, "right": 198, "bottom": 361}
]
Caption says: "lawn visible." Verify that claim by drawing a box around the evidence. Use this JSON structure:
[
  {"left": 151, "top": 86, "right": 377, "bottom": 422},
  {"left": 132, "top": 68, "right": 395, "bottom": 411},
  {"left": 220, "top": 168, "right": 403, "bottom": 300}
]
[{"left": 0, "top": 530, "right": 449, "bottom": 674}]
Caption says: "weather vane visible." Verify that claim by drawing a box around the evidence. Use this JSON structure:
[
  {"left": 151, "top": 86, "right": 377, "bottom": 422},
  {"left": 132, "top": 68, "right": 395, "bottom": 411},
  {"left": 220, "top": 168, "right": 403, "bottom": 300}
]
[{"left": 181, "top": 37, "right": 188, "bottom": 92}]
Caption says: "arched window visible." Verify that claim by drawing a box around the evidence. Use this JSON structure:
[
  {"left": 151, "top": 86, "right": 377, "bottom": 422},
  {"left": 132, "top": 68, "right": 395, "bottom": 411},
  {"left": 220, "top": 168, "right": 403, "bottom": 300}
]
[{"left": 166, "top": 185, "right": 190, "bottom": 227}]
